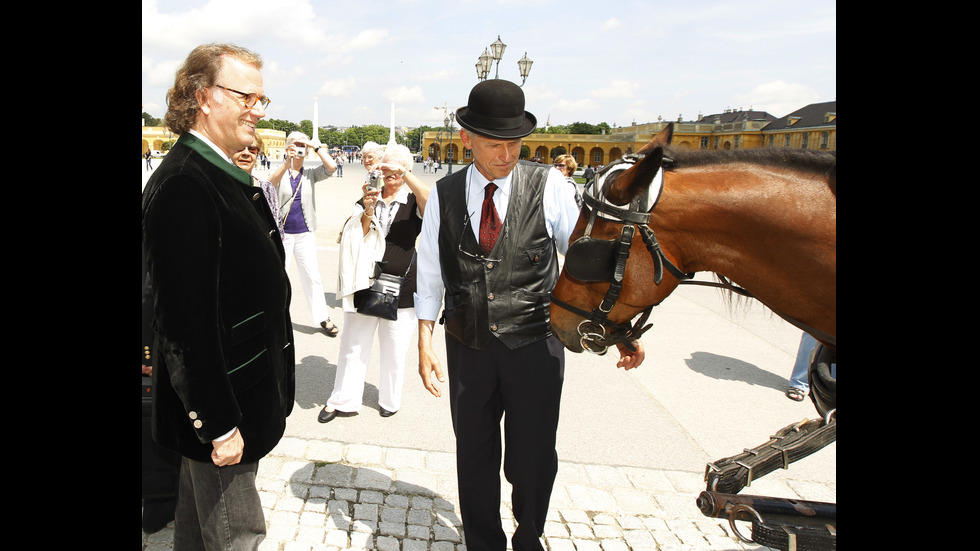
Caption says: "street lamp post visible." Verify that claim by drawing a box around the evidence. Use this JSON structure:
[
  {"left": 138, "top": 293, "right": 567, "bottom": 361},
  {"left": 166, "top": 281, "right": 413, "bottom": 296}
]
[
  {"left": 475, "top": 36, "right": 532, "bottom": 86},
  {"left": 445, "top": 113, "right": 456, "bottom": 175},
  {"left": 490, "top": 36, "right": 506, "bottom": 79},
  {"left": 517, "top": 52, "right": 533, "bottom": 86},
  {"left": 434, "top": 102, "right": 457, "bottom": 173},
  {"left": 476, "top": 49, "right": 492, "bottom": 81}
]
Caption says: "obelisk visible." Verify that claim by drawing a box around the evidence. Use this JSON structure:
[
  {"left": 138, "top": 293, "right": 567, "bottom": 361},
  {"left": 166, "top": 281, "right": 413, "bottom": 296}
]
[
  {"left": 388, "top": 102, "right": 396, "bottom": 146},
  {"left": 313, "top": 97, "right": 319, "bottom": 143}
]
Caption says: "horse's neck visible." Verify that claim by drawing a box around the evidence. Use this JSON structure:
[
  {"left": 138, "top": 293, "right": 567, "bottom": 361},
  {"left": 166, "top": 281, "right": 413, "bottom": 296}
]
[{"left": 658, "top": 166, "right": 836, "bottom": 333}]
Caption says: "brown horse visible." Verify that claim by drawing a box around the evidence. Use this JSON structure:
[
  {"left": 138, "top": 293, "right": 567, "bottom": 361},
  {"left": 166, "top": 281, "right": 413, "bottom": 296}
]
[{"left": 550, "top": 124, "right": 836, "bottom": 358}]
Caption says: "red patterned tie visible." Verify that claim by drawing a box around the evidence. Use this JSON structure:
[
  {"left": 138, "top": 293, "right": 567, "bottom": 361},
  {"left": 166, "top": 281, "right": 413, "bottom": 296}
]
[{"left": 479, "top": 182, "right": 502, "bottom": 255}]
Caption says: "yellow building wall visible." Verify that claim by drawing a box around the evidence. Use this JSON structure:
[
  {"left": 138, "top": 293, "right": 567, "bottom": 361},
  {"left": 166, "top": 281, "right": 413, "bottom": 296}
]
[
  {"left": 421, "top": 119, "right": 834, "bottom": 170},
  {"left": 141, "top": 126, "right": 287, "bottom": 158}
]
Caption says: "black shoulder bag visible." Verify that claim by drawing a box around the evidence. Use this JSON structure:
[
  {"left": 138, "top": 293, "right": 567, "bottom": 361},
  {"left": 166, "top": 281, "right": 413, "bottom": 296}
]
[{"left": 353, "top": 253, "right": 415, "bottom": 321}]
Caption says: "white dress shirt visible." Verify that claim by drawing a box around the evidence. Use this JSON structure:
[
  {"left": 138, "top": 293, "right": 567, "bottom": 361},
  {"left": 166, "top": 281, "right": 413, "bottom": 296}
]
[{"left": 413, "top": 163, "right": 580, "bottom": 322}]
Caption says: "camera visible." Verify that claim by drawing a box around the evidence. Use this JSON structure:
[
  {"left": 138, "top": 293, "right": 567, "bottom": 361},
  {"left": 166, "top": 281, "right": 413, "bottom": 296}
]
[
  {"left": 367, "top": 170, "right": 383, "bottom": 191},
  {"left": 294, "top": 145, "right": 307, "bottom": 157}
]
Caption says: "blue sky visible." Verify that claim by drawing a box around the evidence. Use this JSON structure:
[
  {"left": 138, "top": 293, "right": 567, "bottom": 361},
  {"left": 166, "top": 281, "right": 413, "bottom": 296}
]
[{"left": 142, "top": 0, "right": 836, "bottom": 129}]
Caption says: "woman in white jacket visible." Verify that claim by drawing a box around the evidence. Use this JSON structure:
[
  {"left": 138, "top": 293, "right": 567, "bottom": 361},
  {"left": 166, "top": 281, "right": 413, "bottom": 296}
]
[{"left": 320, "top": 144, "right": 430, "bottom": 422}]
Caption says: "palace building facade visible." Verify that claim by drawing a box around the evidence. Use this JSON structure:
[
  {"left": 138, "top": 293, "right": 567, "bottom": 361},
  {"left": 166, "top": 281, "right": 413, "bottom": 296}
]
[
  {"left": 421, "top": 101, "right": 836, "bottom": 169},
  {"left": 143, "top": 101, "right": 835, "bottom": 167}
]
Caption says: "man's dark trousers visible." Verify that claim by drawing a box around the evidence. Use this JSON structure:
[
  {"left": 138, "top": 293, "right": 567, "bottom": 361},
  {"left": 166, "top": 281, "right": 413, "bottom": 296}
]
[{"left": 447, "top": 334, "right": 565, "bottom": 551}]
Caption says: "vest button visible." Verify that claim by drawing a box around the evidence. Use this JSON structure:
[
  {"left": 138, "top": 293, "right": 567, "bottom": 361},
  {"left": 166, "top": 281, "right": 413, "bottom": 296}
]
[
  {"left": 490, "top": 324, "right": 498, "bottom": 332},
  {"left": 488, "top": 293, "right": 495, "bottom": 301},
  {"left": 486, "top": 262, "right": 494, "bottom": 270},
  {"left": 252, "top": 193, "right": 261, "bottom": 201}
]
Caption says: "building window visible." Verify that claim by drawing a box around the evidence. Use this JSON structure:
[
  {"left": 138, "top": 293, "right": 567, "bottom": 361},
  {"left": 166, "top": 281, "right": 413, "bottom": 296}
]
[
  {"left": 801, "top": 133, "right": 809, "bottom": 149},
  {"left": 700, "top": 136, "right": 709, "bottom": 149},
  {"left": 820, "top": 132, "right": 829, "bottom": 149},
  {"left": 784, "top": 135, "right": 791, "bottom": 147}
]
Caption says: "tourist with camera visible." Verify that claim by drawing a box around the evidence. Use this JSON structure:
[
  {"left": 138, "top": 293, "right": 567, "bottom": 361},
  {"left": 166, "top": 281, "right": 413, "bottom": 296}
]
[{"left": 270, "top": 131, "right": 340, "bottom": 337}]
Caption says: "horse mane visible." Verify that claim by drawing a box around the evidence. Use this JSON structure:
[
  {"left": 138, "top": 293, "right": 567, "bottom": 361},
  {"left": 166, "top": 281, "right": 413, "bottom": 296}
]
[
  {"left": 655, "top": 146, "right": 837, "bottom": 310},
  {"left": 663, "top": 147, "right": 836, "bottom": 179}
]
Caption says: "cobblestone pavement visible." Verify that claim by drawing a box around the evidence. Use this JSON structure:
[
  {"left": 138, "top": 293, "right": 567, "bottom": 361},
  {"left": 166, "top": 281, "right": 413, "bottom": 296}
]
[{"left": 142, "top": 437, "right": 834, "bottom": 551}]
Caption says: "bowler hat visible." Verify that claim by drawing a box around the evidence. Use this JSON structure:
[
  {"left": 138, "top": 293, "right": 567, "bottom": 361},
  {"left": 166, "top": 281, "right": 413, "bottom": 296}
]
[{"left": 455, "top": 80, "right": 537, "bottom": 139}]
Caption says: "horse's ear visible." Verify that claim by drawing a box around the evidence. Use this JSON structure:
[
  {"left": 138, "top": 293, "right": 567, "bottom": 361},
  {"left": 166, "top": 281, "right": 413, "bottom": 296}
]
[
  {"left": 608, "top": 145, "right": 664, "bottom": 205},
  {"left": 608, "top": 123, "right": 672, "bottom": 205},
  {"left": 637, "top": 123, "right": 674, "bottom": 155}
]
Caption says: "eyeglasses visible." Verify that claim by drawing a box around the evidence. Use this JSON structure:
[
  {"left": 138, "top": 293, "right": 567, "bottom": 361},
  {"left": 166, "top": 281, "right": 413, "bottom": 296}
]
[
  {"left": 241, "top": 146, "right": 259, "bottom": 154},
  {"left": 216, "top": 85, "right": 271, "bottom": 110},
  {"left": 458, "top": 214, "right": 502, "bottom": 264},
  {"left": 554, "top": 163, "right": 565, "bottom": 168}
]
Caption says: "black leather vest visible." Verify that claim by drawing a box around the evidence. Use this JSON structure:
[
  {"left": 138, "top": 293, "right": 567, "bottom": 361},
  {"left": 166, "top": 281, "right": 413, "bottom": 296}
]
[{"left": 437, "top": 161, "right": 557, "bottom": 350}]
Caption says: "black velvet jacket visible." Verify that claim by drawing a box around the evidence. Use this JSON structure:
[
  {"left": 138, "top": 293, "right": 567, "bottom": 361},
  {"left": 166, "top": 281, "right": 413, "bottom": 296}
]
[{"left": 142, "top": 133, "right": 295, "bottom": 464}]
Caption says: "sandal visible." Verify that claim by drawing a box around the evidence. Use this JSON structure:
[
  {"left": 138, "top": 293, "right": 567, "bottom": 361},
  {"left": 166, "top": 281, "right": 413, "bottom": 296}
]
[
  {"left": 320, "top": 319, "right": 340, "bottom": 337},
  {"left": 785, "top": 387, "right": 806, "bottom": 402}
]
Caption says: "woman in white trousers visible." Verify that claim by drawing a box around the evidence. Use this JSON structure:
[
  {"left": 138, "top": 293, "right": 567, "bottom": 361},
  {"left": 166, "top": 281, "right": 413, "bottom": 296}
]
[{"left": 320, "top": 145, "right": 429, "bottom": 421}]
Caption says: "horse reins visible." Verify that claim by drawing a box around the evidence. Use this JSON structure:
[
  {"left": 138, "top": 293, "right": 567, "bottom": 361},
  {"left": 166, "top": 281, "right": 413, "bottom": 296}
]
[{"left": 551, "top": 154, "right": 694, "bottom": 354}]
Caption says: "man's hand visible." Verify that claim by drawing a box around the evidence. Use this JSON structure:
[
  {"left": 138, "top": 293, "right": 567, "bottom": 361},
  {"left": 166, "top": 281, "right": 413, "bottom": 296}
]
[
  {"left": 418, "top": 320, "right": 445, "bottom": 397},
  {"left": 615, "top": 339, "right": 646, "bottom": 370},
  {"left": 419, "top": 348, "right": 445, "bottom": 398},
  {"left": 211, "top": 428, "right": 244, "bottom": 466}
]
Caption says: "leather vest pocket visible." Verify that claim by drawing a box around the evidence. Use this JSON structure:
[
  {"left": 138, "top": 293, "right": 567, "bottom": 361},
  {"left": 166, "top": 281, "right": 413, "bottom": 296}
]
[{"left": 523, "top": 246, "right": 548, "bottom": 265}]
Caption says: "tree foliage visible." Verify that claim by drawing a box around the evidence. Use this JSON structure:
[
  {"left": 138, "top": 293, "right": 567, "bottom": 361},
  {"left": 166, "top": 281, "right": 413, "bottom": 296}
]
[
  {"left": 256, "top": 118, "right": 301, "bottom": 135},
  {"left": 146, "top": 110, "right": 613, "bottom": 152},
  {"left": 404, "top": 126, "right": 439, "bottom": 152},
  {"left": 142, "top": 112, "right": 162, "bottom": 127},
  {"left": 535, "top": 121, "right": 612, "bottom": 135}
]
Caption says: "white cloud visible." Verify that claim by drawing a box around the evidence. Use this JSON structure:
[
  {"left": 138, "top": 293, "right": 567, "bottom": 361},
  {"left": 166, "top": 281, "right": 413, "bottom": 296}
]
[
  {"left": 141, "top": 1, "right": 834, "bottom": 128},
  {"left": 411, "top": 69, "right": 458, "bottom": 82},
  {"left": 590, "top": 80, "right": 640, "bottom": 99},
  {"left": 343, "top": 29, "right": 390, "bottom": 52},
  {"left": 387, "top": 85, "right": 426, "bottom": 104},
  {"left": 549, "top": 98, "right": 600, "bottom": 119},
  {"left": 623, "top": 100, "right": 658, "bottom": 125},
  {"left": 316, "top": 76, "right": 358, "bottom": 98},
  {"left": 146, "top": 58, "right": 183, "bottom": 88},
  {"left": 142, "top": 0, "right": 330, "bottom": 52},
  {"left": 733, "top": 81, "right": 822, "bottom": 117},
  {"left": 601, "top": 17, "right": 620, "bottom": 31}
]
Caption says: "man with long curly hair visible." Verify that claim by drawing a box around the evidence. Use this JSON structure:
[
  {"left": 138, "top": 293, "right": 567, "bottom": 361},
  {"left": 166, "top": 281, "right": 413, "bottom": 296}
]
[{"left": 142, "top": 43, "right": 294, "bottom": 550}]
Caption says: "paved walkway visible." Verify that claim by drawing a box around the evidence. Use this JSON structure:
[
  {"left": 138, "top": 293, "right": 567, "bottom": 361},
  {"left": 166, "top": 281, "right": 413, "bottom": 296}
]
[
  {"left": 142, "top": 158, "right": 835, "bottom": 551},
  {"left": 143, "top": 434, "right": 833, "bottom": 551}
]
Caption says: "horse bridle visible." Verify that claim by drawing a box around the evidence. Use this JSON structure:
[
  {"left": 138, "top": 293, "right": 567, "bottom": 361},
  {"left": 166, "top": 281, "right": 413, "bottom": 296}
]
[
  {"left": 551, "top": 154, "right": 694, "bottom": 355},
  {"left": 552, "top": 154, "right": 838, "bottom": 355}
]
